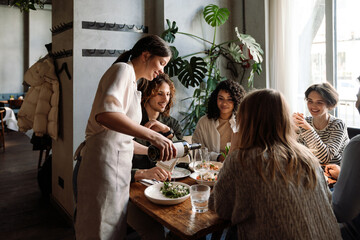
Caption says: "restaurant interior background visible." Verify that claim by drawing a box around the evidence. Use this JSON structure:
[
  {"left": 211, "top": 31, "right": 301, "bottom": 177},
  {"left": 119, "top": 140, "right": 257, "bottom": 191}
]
[{"left": 0, "top": 0, "right": 359, "bottom": 220}]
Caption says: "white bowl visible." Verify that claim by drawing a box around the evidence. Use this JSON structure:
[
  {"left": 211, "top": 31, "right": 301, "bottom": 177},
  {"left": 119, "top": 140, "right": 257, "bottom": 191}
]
[
  {"left": 189, "top": 171, "right": 219, "bottom": 187},
  {"left": 189, "top": 161, "right": 223, "bottom": 172},
  {"left": 144, "top": 182, "right": 190, "bottom": 205}
]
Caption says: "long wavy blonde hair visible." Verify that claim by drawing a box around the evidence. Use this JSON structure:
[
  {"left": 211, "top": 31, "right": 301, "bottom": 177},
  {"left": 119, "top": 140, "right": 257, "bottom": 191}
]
[{"left": 236, "top": 89, "right": 318, "bottom": 189}]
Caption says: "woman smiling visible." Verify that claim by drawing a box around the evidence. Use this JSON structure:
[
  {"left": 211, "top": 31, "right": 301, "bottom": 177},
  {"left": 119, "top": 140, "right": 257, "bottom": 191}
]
[
  {"left": 293, "top": 82, "right": 349, "bottom": 165},
  {"left": 192, "top": 79, "right": 245, "bottom": 162}
]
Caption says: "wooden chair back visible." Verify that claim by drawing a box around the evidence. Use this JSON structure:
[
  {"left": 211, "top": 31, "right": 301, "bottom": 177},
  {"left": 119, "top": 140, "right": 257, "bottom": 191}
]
[{"left": 0, "top": 110, "right": 5, "bottom": 151}]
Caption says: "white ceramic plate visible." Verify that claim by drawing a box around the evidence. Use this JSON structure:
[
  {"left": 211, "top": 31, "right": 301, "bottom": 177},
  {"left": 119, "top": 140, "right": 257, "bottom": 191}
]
[
  {"left": 189, "top": 161, "right": 223, "bottom": 172},
  {"left": 190, "top": 171, "right": 218, "bottom": 187},
  {"left": 171, "top": 167, "right": 191, "bottom": 179},
  {"left": 144, "top": 182, "right": 190, "bottom": 205}
]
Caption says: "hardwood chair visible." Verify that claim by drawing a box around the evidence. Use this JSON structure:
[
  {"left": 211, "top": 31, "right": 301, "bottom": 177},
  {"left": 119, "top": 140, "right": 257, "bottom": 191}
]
[
  {"left": 8, "top": 99, "right": 23, "bottom": 117},
  {"left": 0, "top": 109, "right": 5, "bottom": 151}
]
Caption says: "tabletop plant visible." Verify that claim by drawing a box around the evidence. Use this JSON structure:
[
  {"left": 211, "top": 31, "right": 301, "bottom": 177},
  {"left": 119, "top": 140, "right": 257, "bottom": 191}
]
[{"left": 161, "top": 4, "right": 264, "bottom": 134}]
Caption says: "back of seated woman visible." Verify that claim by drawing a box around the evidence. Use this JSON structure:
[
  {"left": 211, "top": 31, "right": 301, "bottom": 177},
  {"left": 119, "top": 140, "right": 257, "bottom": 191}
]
[
  {"left": 192, "top": 79, "right": 245, "bottom": 162},
  {"left": 292, "top": 82, "right": 349, "bottom": 165},
  {"left": 210, "top": 89, "right": 341, "bottom": 239}
]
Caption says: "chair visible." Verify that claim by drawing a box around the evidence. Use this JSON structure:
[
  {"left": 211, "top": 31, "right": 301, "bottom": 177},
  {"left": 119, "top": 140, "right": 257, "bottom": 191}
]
[
  {"left": 8, "top": 99, "right": 23, "bottom": 116},
  {"left": 347, "top": 127, "right": 360, "bottom": 140},
  {"left": 0, "top": 109, "right": 5, "bottom": 151}
]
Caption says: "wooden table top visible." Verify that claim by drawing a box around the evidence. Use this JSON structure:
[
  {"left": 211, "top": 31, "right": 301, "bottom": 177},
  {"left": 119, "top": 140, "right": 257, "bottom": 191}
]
[{"left": 129, "top": 177, "right": 230, "bottom": 240}]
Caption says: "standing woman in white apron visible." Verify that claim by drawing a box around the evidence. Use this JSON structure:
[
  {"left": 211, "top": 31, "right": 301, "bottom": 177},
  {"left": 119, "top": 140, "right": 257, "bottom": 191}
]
[{"left": 74, "top": 35, "right": 176, "bottom": 240}]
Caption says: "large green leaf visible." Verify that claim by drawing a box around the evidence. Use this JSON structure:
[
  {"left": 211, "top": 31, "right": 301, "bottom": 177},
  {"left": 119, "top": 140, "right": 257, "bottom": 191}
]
[
  {"left": 228, "top": 42, "right": 247, "bottom": 63},
  {"left": 235, "top": 27, "right": 264, "bottom": 63},
  {"left": 177, "top": 57, "right": 207, "bottom": 88},
  {"left": 203, "top": 4, "right": 230, "bottom": 27},
  {"left": 161, "top": 19, "right": 178, "bottom": 43},
  {"left": 164, "top": 46, "right": 183, "bottom": 77}
]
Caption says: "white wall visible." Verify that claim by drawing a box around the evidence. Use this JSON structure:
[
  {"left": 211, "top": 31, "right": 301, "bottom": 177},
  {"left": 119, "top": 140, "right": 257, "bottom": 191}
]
[
  {"left": 0, "top": 5, "right": 51, "bottom": 94},
  {"left": 0, "top": 6, "right": 24, "bottom": 93},
  {"left": 29, "top": 8, "right": 52, "bottom": 65}
]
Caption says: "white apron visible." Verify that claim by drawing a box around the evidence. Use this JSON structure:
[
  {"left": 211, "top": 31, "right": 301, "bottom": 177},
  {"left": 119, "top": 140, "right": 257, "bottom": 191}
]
[{"left": 75, "top": 62, "right": 141, "bottom": 240}]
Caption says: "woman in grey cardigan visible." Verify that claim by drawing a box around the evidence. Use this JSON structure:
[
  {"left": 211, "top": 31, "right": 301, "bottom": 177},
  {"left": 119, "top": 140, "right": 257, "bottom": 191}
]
[{"left": 209, "top": 89, "right": 341, "bottom": 240}]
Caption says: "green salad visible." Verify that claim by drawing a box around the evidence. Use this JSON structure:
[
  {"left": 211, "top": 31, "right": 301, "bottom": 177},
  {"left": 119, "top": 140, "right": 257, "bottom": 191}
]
[{"left": 160, "top": 182, "right": 190, "bottom": 198}]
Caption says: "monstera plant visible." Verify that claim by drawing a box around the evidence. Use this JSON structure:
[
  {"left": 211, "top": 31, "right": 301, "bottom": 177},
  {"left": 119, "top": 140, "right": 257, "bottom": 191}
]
[{"left": 162, "top": 4, "right": 264, "bottom": 134}]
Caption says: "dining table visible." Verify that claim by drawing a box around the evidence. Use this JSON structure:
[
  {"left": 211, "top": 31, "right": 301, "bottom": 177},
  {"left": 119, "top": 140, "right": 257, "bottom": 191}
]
[{"left": 129, "top": 176, "right": 230, "bottom": 240}]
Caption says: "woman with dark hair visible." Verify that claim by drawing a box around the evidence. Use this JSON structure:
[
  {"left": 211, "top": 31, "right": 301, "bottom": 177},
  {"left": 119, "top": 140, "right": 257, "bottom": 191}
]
[
  {"left": 293, "top": 82, "right": 349, "bottom": 165},
  {"left": 192, "top": 79, "right": 245, "bottom": 162},
  {"left": 74, "top": 35, "right": 176, "bottom": 240},
  {"left": 210, "top": 89, "right": 341, "bottom": 239}
]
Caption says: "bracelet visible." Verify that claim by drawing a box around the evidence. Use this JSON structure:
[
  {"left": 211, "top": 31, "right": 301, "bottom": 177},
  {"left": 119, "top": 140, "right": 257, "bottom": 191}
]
[{"left": 162, "top": 128, "right": 174, "bottom": 137}]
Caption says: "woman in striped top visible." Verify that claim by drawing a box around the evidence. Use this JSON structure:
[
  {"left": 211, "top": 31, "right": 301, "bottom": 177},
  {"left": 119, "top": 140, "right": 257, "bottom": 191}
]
[{"left": 293, "top": 82, "right": 349, "bottom": 165}]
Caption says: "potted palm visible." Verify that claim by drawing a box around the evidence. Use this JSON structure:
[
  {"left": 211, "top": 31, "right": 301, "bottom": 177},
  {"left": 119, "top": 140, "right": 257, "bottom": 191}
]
[{"left": 161, "top": 4, "right": 264, "bottom": 134}]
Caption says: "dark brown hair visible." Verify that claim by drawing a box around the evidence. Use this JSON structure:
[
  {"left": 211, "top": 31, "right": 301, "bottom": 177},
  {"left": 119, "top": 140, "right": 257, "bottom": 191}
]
[
  {"left": 113, "top": 35, "right": 172, "bottom": 64},
  {"left": 305, "top": 82, "right": 339, "bottom": 110},
  {"left": 207, "top": 79, "right": 246, "bottom": 120},
  {"left": 138, "top": 74, "right": 175, "bottom": 117}
]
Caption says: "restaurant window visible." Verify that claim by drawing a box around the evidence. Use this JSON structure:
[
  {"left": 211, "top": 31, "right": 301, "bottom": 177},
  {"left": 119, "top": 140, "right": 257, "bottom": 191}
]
[
  {"left": 269, "top": 0, "right": 359, "bottom": 127},
  {"left": 309, "top": 0, "right": 360, "bottom": 127},
  {"left": 335, "top": 0, "right": 360, "bottom": 127}
]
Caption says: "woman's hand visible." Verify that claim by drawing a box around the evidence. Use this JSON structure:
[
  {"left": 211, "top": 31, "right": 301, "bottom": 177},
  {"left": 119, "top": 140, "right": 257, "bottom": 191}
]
[
  {"left": 292, "top": 112, "right": 312, "bottom": 130},
  {"left": 135, "top": 167, "right": 172, "bottom": 182},
  {"left": 144, "top": 119, "right": 170, "bottom": 133},
  {"left": 324, "top": 164, "right": 341, "bottom": 180},
  {"left": 150, "top": 133, "right": 177, "bottom": 161}
]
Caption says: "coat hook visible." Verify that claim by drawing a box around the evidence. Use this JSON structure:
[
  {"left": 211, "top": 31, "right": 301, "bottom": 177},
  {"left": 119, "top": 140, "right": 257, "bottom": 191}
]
[
  {"left": 98, "top": 22, "right": 106, "bottom": 28},
  {"left": 127, "top": 24, "right": 135, "bottom": 29},
  {"left": 108, "top": 49, "right": 116, "bottom": 54},
  {"left": 88, "top": 49, "right": 96, "bottom": 54},
  {"left": 89, "top": 21, "right": 96, "bottom": 27},
  {"left": 100, "top": 49, "right": 106, "bottom": 54},
  {"left": 136, "top": 25, "right": 144, "bottom": 30},
  {"left": 109, "top": 22, "right": 116, "bottom": 28},
  {"left": 118, "top": 24, "right": 126, "bottom": 29}
]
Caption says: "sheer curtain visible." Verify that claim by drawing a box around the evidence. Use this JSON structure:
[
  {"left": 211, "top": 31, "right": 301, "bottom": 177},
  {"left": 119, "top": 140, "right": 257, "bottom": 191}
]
[{"left": 269, "top": 0, "right": 325, "bottom": 113}]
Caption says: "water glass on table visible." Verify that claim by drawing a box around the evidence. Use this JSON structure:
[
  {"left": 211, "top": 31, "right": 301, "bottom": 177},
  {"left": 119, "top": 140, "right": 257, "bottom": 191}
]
[{"left": 190, "top": 184, "right": 211, "bottom": 213}]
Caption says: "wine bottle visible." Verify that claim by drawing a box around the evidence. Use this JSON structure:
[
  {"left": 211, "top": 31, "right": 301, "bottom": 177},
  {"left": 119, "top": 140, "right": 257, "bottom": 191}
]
[{"left": 148, "top": 141, "right": 201, "bottom": 161}]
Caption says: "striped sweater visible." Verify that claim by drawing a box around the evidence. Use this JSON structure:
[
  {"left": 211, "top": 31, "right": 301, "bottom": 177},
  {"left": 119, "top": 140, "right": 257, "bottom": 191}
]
[{"left": 298, "top": 115, "right": 349, "bottom": 165}]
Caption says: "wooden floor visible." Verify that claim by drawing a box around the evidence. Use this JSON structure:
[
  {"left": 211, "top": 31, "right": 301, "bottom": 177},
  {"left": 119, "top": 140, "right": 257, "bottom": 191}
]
[
  {"left": 0, "top": 131, "right": 142, "bottom": 240},
  {"left": 0, "top": 131, "right": 75, "bottom": 240}
]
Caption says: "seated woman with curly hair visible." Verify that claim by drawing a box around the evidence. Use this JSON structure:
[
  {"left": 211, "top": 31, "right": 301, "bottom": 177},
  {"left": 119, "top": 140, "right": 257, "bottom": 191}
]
[{"left": 192, "top": 79, "right": 246, "bottom": 162}]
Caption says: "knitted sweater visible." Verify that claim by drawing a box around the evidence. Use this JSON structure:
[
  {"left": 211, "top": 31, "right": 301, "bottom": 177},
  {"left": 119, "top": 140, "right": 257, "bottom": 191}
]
[{"left": 209, "top": 149, "right": 341, "bottom": 240}]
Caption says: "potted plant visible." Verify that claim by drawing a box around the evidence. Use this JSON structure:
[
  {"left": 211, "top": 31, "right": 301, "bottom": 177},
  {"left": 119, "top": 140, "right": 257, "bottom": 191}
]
[{"left": 161, "top": 4, "right": 264, "bottom": 134}]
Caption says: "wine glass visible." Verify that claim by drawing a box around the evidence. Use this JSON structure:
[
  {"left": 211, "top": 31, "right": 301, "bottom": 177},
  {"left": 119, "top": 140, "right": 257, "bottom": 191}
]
[{"left": 192, "top": 147, "right": 209, "bottom": 181}]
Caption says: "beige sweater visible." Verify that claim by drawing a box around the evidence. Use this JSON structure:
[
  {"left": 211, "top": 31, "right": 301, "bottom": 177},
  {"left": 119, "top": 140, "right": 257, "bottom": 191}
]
[{"left": 209, "top": 149, "right": 342, "bottom": 240}]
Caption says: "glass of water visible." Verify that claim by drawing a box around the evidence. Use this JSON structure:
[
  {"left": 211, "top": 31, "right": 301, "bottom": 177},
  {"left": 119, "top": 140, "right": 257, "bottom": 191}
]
[
  {"left": 193, "top": 148, "right": 210, "bottom": 181},
  {"left": 190, "top": 184, "right": 211, "bottom": 213}
]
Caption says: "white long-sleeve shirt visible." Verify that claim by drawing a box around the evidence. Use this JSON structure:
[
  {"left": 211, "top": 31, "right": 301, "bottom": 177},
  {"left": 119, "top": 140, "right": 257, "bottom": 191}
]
[{"left": 192, "top": 114, "right": 237, "bottom": 161}]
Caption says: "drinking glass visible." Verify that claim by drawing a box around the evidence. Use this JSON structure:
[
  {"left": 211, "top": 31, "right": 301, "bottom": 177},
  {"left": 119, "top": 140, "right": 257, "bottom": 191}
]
[
  {"left": 192, "top": 147, "right": 209, "bottom": 181},
  {"left": 190, "top": 184, "right": 211, "bottom": 213}
]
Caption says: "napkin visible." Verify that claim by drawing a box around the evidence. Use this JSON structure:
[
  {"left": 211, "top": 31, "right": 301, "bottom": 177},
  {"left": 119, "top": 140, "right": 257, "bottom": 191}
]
[{"left": 156, "top": 158, "right": 178, "bottom": 172}]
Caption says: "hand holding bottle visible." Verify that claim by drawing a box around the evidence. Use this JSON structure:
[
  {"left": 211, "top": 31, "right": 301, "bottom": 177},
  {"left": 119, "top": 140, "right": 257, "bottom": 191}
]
[{"left": 149, "top": 133, "right": 177, "bottom": 161}]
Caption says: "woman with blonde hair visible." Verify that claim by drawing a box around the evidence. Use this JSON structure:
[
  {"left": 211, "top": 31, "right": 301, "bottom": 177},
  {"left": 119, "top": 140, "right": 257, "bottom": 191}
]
[{"left": 210, "top": 89, "right": 341, "bottom": 239}]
